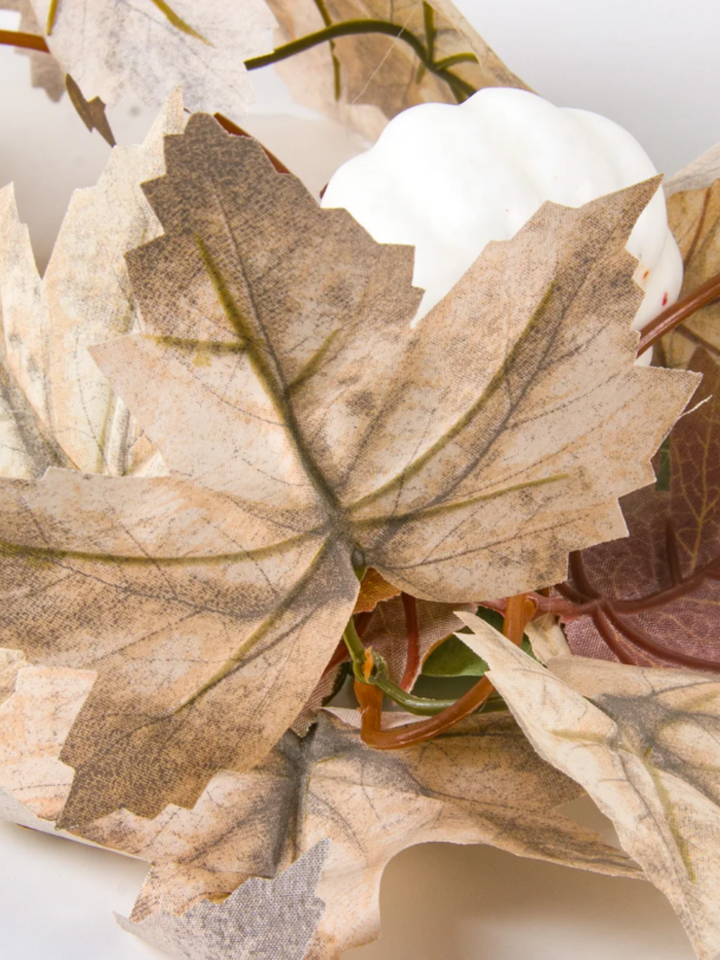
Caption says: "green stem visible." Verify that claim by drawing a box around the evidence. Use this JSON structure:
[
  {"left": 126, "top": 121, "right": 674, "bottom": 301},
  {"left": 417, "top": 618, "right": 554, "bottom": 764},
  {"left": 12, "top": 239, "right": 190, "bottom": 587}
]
[
  {"left": 244, "top": 19, "right": 478, "bottom": 104},
  {"left": 342, "top": 618, "right": 455, "bottom": 716},
  {"left": 313, "top": 0, "right": 342, "bottom": 100},
  {"left": 46, "top": 0, "right": 60, "bottom": 35},
  {"left": 423, "top": 3, "right": 437, "bottom": 61}
]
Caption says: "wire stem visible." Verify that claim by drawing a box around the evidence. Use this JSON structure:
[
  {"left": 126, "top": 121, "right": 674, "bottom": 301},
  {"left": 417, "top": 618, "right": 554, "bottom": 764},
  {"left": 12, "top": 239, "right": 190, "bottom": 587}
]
[
  {"left": 356, "top": 594, "right": 536, "bottom": 749},
  {"left": 637, "top": 269, "right": 720, "bottom": 355},
  {"left": 0, "top": 29, "right": 49, "bottom": 52},
  {"left": 342, "top": 618, "right": 456, "bottom": 715},
  {"left": 244, "top": 19, "right": 478, "bottom": 103}
]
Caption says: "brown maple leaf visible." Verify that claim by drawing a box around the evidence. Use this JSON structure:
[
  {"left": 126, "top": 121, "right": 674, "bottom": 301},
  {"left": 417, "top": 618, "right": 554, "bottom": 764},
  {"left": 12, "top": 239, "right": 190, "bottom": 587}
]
[
  {"left": 0, "top": 115, "right": 696, "bottom": 829},
  {"left": 0, "top": 658, "right": 638, "bottom": 959},
  {"left": 263, "top": 0, "right": 529, "bottom": 141},
  {"left": 558, "top": 347, "right": 720, "bottom": 669}
]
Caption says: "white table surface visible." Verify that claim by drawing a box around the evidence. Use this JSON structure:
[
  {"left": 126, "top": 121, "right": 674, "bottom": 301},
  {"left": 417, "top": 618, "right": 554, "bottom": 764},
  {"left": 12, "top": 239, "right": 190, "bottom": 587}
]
[{"left": 0, "top": 2, "right": 717, "bottom": 957}]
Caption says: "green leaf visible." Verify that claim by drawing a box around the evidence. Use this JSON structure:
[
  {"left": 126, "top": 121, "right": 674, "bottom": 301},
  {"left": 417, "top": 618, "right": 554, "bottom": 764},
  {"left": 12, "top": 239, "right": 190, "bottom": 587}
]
[{"left": 423, "top": 607, "right": 537, "bottom": 676}]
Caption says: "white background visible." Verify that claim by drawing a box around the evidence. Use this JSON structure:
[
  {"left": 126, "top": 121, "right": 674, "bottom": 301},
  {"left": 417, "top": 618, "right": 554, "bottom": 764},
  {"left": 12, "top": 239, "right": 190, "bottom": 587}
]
[{"left": 0, "top": 1, "right": 716, "bottom": 958}]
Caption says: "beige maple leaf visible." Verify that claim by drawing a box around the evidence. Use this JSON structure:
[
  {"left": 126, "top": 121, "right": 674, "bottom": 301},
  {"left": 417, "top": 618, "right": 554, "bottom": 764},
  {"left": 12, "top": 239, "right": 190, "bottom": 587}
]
[
  {"left": 264, "top": 0, "right": 529, "bottom": 142},
  {"left": 0, "top": 0, "right": 64, "bottom": 99},
  {"left": 0, "top": 115, "right": 696, "bottom": 829},
  {"left": 25, "top": 0, "right": 276, "bottom": 113},
  {"left": 460, "top": 612, "right": 720, "bottom": 960},
  {"left": 0, "top": 658, "right": 639, "bottom": 959},
  {"left": 662, "top": 143, "right": 720, "bottom": 367},
  {"left": 0, "top": 89, "right": 185, "bottom": 480}
]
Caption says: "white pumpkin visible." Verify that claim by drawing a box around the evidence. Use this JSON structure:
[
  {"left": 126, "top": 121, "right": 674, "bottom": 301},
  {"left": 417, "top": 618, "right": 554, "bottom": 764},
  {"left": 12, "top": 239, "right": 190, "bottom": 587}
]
[{"left": 322, "top": 88, "right": 682, "bottom": 362}]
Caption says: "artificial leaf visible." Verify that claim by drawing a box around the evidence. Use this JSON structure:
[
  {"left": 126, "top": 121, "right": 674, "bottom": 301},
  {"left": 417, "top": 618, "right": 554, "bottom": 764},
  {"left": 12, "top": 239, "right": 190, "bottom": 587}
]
[
  {"left": 559, "top": 347, "right": 720, "bottom": 669},
  {"left": 65, "top": 73, "right": 116, "bottom": 147},
  {"left": 422, "top": 606, "right": 505, "bottom": 676},
  {"left": 265, "top": 0, "right": 529, "bottom": 142},
  {"left": 0, "top": 0, "right": 64, "bottom": 100},
  {"left": 0, "top": 117, "right": 696, "bottom": 828},
  {"left": 117, "top": 841, "right": 331, "bottom": 960},
  {"left": 0, "top": 660, "right": 639, "bottom": 960},
  {"left": 662, "top": 145, "right": 720, "bottom": 368},
  {"left": 353, "top": 566, "right": 400, "bottom": 613},
  {"left": 26, "top": 0, "right": 276, "bottom": 113},
  {"left": 0, "top": 89, "right": 184, "bottom": 478},
  {"left": 460, "top": 612, "right": 720, "bottom": 960}
]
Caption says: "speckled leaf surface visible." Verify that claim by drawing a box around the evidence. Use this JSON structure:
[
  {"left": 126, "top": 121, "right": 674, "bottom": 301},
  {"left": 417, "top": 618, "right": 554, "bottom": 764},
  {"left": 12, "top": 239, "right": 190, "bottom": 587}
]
[
  {"left": 0, "top": 659, "right": 638, "bottom": 959},
  {"left": 461, "top": 612, "right": 720, "bottom": 960},
  {"left": 0, "top": 116, "right": 696, "bottom": 831},
  {"left": 0, "top": 0, "right": 65, "bottom": 99}
]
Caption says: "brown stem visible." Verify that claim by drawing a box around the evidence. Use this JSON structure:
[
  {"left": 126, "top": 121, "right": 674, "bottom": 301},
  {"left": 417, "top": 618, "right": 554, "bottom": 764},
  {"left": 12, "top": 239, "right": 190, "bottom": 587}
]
[
  {"left": 0, "top": 29, "right": 49, "bottom": 53},
  {"left": 400, "top": 592, "right": 420, "bottom": 691},
  {"left": 636, "top": 270, "right": 720, "bottom": 356},
  {"left": 357, "top": 594, "right": 536, "bottom": 749},
  {"left": 555, "top": 550, "right": 720, "bottom": 672},
  {"left": 213, "top": 113, "right": 291, "bottom": 174}
]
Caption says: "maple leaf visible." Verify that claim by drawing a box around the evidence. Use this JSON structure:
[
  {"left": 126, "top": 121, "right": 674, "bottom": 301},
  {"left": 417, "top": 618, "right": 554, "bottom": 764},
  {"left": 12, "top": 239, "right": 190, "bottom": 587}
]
[
  {"left": 0, "top": 0, "right": 64, "bottom": 100},
  {"left": 558, "top": 347, "right": 720, "bottom": 669},
  {"left": 0, "top": 659, "right": 639, "bottom": 959},
  {"left": 116, "top": 841, "right": 331, "bottom": 960},
  {"left": 263, "top": 0, "right": 529, "bottom": 142},
  {"left": 662, "top": 143, "right": 720, "bottom": 368},
  {"left": 25, "top": 0, "right": 276, "bottom": 113},
  {"left": 0, "top": 115, "right": 696, "bottom": 828},
  {"left": 0, "top": 89, "right": 185, "bottom": 480},
  {"left": 460, "top": 612, "right": 720, "bottom": 960}
]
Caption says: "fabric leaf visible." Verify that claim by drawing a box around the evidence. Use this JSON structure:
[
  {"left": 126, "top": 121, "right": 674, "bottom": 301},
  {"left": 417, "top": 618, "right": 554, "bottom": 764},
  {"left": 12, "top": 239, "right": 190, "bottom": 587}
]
[
  {"left": 0, "top": 115, "right": 696, "bottom": 827},
  {"left": 0, "top": 659, "right": 639, "bottom": 959},
  {"left": 460, "top": 612, "right": 720, "bottom": 960},
  {"left": 663, "top": 147, "right": 720, "bottom": 367},
  {"left": 560, "top": 347, "right": 720, "bottom": 668},
  {"left": 0, "top": 89, "right": 185, "bottom": 478}
]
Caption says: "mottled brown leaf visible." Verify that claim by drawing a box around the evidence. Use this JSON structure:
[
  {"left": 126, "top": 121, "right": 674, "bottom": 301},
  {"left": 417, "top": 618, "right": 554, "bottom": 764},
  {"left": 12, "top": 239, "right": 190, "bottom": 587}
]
[
  {"left": 561, "top": 347, "right": 720, "bottom": 668},
  {"left": 0, "top": 660, "right": 638, "bottom": 960},
  {"left": 117, "top": 841, "right": 331, "bottom": 960},
  {"left": 266, "top": 0, "right": 529, "bottom": 141},
  {"left": 0, "top": 116, "right": 695, "bottom": 828},
  {"left": 461, "top": 613, "right": 720, "bottom": 960}
]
